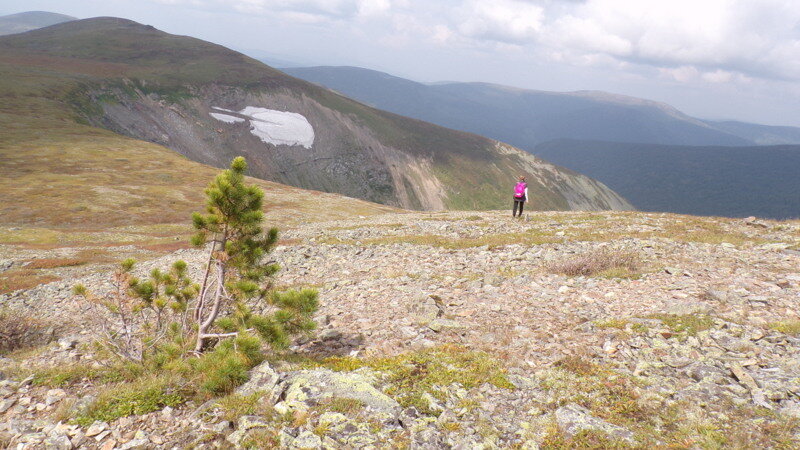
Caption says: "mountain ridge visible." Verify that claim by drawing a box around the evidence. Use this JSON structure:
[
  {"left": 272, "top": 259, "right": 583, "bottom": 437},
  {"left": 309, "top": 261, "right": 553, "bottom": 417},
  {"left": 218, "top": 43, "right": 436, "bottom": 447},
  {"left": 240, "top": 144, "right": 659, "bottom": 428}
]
[
  {"left": 284, "top": 65, "right": 800, "bottom": 147},
  {"left": 0, "top": 11, "right": 76, "bottom": 36},
  {"left": 0, "top": 17, "right": 632, "bottom": 212}
]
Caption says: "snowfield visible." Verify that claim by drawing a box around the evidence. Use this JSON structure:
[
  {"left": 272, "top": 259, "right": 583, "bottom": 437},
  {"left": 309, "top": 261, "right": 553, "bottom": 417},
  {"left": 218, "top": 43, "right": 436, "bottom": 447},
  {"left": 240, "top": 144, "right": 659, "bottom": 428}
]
[
  {"left": 209, "top": 112, "right": 245, "bottom": 124},
  {"left": 209, "top": 106, "right": 314, "bottom": 148},
  {"left": 240, "top": 107, "right": 315, "bottom": 148}
]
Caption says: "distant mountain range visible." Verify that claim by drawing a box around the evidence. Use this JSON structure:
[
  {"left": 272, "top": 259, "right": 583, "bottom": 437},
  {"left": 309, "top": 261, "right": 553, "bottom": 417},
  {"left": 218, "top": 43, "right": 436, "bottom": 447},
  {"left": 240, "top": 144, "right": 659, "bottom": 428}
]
[
  {"left": 534, "top": 140, "right": 800, "bottom": 219},
  {"left": 0, "top": 11, "right": 76, "bottom": 35},
  {"left": 285, "top": 66, "right": 800, "bottom": 219},
  {"left": 0, "top": 16, "right": 631, "bottom": 213}
]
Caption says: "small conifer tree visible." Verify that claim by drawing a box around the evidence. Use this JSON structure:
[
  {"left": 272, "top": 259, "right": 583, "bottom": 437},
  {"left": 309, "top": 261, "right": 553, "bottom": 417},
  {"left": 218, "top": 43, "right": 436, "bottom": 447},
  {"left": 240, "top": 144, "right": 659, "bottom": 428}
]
[
  {"left": 191, "top": 156, "right": 318, "bottom": 352},
  {"left": 75, "top": 157, "right": 318, "bottom": 365}
]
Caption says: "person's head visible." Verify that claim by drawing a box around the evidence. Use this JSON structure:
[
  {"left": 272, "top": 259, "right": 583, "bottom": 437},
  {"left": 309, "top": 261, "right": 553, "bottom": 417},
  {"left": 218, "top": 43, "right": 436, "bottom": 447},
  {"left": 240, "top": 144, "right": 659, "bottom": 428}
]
[{"left": 519, "top": 176, "right": 526, "bottom": 182}]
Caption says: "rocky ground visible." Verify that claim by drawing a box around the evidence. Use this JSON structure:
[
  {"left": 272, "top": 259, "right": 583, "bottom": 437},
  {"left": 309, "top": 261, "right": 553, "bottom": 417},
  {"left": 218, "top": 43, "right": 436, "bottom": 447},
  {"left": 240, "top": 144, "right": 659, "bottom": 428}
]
[{"left": 1, "top": 210, "right": 799, "bottom": 448}]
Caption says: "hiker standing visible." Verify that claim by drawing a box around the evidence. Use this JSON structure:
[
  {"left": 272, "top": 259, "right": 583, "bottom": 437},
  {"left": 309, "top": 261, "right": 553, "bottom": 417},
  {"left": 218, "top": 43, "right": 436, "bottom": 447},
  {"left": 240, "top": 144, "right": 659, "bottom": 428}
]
[{"left": 513, "top": 176, "right": 528, "bottom": 218}]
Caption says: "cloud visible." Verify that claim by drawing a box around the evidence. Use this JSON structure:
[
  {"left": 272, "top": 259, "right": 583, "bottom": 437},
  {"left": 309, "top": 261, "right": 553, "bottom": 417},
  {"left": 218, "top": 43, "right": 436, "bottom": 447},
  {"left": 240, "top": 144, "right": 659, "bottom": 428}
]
[
  {"left": 425, "top": 0, "right": 800, "bottom": 83},
  {"left": 456, "top": 0, "right": 545, "bottom": 44},
  {"left": 544, "top": 0, "right": 800, "bottom": 81},
  {"left": 147, "top": 0, "right": 800, "bottom": 83},
  {"left": 149, "top": 0, "right": 391, "bottom": 21}
]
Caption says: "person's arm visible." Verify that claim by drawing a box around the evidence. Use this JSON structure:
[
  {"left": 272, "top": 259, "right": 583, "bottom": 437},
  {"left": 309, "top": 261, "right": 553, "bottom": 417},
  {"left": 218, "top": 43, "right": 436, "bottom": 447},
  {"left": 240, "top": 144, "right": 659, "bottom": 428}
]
[{"left": 525, "top": 187, "right": 529, "bottom": 200}]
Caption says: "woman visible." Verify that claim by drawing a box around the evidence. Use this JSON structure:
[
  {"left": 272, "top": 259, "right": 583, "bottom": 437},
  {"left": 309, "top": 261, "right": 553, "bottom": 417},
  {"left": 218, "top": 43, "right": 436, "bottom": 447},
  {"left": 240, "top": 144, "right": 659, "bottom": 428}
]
[{"left": 512, "top": 176, "right": 528, "bottom": 218}]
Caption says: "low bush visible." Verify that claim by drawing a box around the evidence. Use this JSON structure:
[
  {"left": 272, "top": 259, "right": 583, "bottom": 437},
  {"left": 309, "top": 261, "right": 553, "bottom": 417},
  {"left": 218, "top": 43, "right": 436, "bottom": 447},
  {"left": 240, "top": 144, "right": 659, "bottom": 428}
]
[
  {"left": 548, "top": 249, "right": 641, "bottom": 278},
  {"left": 25, "top": 258, "right": 87, "bottom": 269},
  {"left": 0, "top": 309, "right": 52, "bottom": 354}
]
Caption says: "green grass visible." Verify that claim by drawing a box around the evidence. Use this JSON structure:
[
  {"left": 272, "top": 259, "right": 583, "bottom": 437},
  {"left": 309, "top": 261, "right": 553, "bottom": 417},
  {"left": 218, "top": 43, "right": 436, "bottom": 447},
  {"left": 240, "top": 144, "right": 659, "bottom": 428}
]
[
  {"left": 74, "top": 375, "right": 187, "bottom": 426},
  {"left": 646, "top": 313, "right": 714, "bottom": 336},
  {"left": 768, "top": 320, "right": 800, "bottom": 336}
]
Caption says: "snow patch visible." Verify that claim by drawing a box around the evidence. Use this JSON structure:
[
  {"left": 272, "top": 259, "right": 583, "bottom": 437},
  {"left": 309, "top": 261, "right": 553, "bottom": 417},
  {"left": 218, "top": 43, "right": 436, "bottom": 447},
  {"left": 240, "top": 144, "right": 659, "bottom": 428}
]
[
  {"left": 210, "top": 112, "right": 245, "bottom": 124},
  {"left": 239, "top": 106, "right": 314, "bottom": 149},
  {"left": 212, "top": 106, "right": 236, "bottom": 113}
]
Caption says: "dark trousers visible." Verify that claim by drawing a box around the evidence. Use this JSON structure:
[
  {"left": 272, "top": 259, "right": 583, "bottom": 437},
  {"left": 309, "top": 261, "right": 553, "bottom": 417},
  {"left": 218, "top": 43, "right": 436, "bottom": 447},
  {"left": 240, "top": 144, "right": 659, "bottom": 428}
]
[{"left": 513, "top": 198, "right": 525, "bottom": 217}]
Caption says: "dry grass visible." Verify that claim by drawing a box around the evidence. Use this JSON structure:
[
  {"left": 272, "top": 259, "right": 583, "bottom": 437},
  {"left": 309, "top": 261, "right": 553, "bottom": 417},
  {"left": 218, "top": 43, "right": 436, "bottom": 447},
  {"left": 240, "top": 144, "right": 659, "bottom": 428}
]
[
  {"left": 0, "top": 268, "right": 59, "bottom": 294},
  {"left": 548, "top": 249, "right": 641, "bottom": 278},
  {"left": 362, "top": 231, "right": 558, "bottom": 249},
  {"left": 25, "top": 257, "right": 87, "bottom": 269}
]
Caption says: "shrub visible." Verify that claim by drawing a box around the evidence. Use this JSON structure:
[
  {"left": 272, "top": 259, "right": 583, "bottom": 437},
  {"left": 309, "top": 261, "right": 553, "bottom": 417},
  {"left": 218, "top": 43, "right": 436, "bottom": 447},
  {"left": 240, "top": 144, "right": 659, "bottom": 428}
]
[
  {"left": 25, "top": 258, "right": 87, "bottom": 269},
  {"left": 0, "top": 309, "right": 52, "bottom": 354},
  {"left": 548, "top": 249, "right": 640, "bottom": 278}
]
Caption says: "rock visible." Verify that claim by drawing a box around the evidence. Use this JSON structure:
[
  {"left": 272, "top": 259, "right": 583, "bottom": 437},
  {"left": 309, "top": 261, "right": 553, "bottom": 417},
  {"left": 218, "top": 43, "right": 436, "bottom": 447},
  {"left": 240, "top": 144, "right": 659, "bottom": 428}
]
[
  {"left": 427, "top": 318, "right": 464, "bottom": 333},
  {"left": 69, "top": 395, "right": 96, "bottom": 418},
  {"left": 277, "top": 369, "right": 402, "bottom": 418},
  {"left": 99, "top": 439, "right": 117, "bottom": 450},
  {"left": 410, "top": 294, "right": 443, "bottom": 326},
  {"left": 235, "top": 361, "right": 279, "bottom": 399},
  {"left": 44, "top": 434, "right": 72, "bottom": 450},
  {"left": 730, "top": 363, "right": 773, "bottom": 410},
  {"left": 57, "top": 337, "right": 78, "bottom": 351},
  {"left": 237, "top": 415, "right": 270, "bottom": 431},
  {"left": 318, "top": 329, "right": 342, "bottom": 341},
  {"left": 85, "top": 421, "right": 109, "bottom": 437},
  {"left": 226, "top": 429, "right": 247, "bottom": 447},
  {"left": 555, "top": 403, "right": 635, "bottom": 443},
  {"left": 666, "top": 301, "right": 711, "bottom": 316},
  {"left": 0, "top": 398, "right": 16, "bottom": 413},
  {"left": 290, "top": 430, "right": 322, "bottom": 449},
  {"left": 119, "top": 438, "right": 149, "bottom": 450}
]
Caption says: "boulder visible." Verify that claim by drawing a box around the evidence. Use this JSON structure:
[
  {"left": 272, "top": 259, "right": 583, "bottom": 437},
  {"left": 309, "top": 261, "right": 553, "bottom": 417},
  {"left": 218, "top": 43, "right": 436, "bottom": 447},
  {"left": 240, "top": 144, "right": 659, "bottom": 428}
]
[
  {"left": 235, "top": 362, "right": 280, "bottom": 399},
  {"left": 275, "top": 369, "right": 401, "bottom": 418},
  {"left": 555, "top": 403, "right": 634, "bottom": 443}
]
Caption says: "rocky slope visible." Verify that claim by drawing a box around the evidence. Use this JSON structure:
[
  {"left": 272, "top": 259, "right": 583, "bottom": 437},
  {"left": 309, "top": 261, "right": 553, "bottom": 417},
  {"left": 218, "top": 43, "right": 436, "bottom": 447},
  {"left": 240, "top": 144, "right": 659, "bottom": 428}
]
[
  {"left": 2, "top": 210, "right": 799, "bottom": 448},
  {"left": 0, "top": 18, "right": 631, "bottom": 212}
]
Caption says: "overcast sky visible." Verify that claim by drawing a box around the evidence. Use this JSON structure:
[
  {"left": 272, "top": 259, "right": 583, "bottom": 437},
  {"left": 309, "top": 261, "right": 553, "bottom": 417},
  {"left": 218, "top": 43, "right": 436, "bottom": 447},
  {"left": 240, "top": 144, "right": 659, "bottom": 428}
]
[{"left": 3, "top": 0, "right": 800, "bottom": 126}]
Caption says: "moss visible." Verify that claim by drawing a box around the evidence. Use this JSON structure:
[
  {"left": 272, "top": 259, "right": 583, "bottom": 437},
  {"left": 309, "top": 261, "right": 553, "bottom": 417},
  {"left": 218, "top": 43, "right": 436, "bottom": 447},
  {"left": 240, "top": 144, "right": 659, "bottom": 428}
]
[
  {"left": 301, "top": 345, "right": 513, "bottom": 416},
  {"left": 593, "top": 319, "right": 630, "bottom": 330}
]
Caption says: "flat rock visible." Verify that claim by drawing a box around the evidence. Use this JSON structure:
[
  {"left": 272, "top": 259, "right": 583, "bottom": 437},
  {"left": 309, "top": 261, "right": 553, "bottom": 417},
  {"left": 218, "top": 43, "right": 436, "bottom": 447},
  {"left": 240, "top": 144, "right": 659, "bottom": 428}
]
[
  {"left": 276, "top": 369, "right": 401, "bottom": 417},
  {"left": 555, "top": 403, "right": 635, "bottom": 443}
]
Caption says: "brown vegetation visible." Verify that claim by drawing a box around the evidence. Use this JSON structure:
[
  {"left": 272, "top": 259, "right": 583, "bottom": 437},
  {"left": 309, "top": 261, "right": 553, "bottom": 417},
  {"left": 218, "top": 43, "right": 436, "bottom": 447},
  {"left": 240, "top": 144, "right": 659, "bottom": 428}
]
[{"left": 548, "top": 249, "right": 641, "bottom": 278}]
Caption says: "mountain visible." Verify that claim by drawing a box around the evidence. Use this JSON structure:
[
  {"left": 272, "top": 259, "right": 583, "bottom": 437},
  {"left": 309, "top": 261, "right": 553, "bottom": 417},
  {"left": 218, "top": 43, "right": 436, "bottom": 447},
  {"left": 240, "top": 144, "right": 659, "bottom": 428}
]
[
  {"left": 283, "top": 66, "right": 763, "bottom": 147},
  {"left": 0, "top": 18, "right": 631, "bottom": 213},
  {"left": 0, "top": 11, "right": 76, "bottom": 35},
  {"left": 533, "top": 140, "right": 800, "bottom": 219},
  {"left": 704, "top": 120, "right": 800, "bottom": 146}
]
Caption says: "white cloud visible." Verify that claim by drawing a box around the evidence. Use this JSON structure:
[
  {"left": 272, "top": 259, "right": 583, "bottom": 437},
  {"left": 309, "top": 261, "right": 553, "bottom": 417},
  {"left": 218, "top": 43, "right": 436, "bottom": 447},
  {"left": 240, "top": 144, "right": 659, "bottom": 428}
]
[
  {"left": 149, "top": 0, "right": 393, "bottom": 21},
  {"left": 456, "top": 0, "right": 545, "bottom": 44},
  {"left": 544, "top": 0, "right": 800, "bottom": 81},
  {"left": 146, "top": 0, "right": 800, "bottom": 84}
]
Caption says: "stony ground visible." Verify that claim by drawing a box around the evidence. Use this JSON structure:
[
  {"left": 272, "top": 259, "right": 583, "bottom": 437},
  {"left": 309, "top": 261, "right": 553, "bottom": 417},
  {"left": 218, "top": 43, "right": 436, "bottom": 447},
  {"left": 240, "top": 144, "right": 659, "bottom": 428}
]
[{"left": 1, "top": 210, "right": 799, "bottom": 448}]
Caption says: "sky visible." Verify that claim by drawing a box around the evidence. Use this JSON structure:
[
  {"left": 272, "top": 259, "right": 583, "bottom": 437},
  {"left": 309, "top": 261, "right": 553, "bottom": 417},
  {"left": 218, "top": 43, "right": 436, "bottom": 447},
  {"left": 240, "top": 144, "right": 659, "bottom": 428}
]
[{"left": 3, "top": 0, "right": 800, "bottom": 127}]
